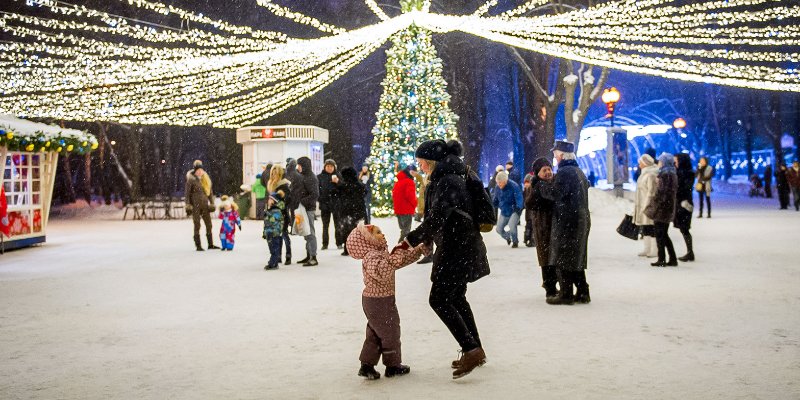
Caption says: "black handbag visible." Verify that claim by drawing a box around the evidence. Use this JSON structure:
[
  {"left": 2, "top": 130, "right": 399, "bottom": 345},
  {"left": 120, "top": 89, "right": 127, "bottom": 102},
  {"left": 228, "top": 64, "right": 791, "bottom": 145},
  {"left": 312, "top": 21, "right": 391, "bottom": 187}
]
[{"left": 616, "top": 214, "right": 639, "bottom": 240}]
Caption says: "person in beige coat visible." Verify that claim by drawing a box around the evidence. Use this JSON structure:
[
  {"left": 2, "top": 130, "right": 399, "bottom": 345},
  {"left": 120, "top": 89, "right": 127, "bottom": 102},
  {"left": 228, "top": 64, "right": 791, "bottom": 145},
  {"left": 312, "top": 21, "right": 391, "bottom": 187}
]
[{"left": 633, "top": 154, "right": 658, "bottom": 258}]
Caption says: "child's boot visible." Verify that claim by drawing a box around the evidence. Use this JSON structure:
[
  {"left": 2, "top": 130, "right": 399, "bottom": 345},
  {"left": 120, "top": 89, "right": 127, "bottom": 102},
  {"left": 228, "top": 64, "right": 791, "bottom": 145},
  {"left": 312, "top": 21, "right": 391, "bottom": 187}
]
[
  {"left": 357, "top": 364, "right": 380, "bottom": 380},
  {"left": 385, "top": 364, "right": 410, "bottom": 377}
]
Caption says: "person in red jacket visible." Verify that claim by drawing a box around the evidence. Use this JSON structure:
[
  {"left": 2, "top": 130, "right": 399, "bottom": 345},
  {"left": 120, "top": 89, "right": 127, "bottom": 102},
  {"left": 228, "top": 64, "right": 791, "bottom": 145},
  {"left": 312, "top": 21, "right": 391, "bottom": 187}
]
[{"left": 392, "top": 165, "right": 418, "bottom": 243}]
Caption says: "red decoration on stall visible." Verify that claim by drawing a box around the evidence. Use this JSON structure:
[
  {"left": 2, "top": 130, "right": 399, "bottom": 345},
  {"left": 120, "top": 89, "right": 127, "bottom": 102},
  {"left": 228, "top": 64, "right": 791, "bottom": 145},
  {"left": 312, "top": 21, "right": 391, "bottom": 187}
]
[{"left": 0, "top": 186, "right": 9, "bottom": 237}]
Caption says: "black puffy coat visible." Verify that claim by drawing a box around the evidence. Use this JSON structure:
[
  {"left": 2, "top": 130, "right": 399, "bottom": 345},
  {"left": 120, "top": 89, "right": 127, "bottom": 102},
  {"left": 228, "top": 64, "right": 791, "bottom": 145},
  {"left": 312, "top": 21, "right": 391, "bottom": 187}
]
[
  {"left": 645, "top": 169, "right": 678, "bottom": 223},
  {"left": 674, "top": 154, "right": 694, "bottom": 230},
  {"left": 333, "top": 167, "right": 367, "bottom": 242},
  {"left": 540, "top": 159, "right": 590, "bottom": 272},
  {"left": 285, "top": 159, "right": 304, "bottom": 210},
  {"left": 318, "top": 169, "right": 342, "bottom": 211},
  {"left": 525, "top": 177, "right": 554, "bottom": 268},
  {"left": 292, "top": 157, "right": 319, "bottom": 211},
  {"left": 405, "top": 155, "right": 490, "bottom": 283}
]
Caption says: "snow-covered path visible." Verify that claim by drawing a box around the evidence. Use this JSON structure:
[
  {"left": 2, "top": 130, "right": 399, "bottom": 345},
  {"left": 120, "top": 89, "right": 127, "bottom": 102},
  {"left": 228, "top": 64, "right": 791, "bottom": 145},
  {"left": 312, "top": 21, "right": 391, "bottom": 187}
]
[{"left": 1, "top": 191, "right": 798, "bottom": 399}]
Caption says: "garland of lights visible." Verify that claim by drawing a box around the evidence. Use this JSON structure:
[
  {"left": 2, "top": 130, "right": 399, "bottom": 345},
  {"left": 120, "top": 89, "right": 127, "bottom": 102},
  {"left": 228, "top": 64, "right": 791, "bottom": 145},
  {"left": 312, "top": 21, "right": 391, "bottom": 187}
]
[
  {"left": 0, "top": 0, "right": 798, "bottom": 128},
  {"left": 0, "top": 123, "right": 97, "bottom": 154}
]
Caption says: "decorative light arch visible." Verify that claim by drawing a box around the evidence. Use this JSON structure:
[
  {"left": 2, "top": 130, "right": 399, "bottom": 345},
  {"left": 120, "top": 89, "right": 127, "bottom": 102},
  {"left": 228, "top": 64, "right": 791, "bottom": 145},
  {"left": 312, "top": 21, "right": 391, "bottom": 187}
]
[{"left": 1, "top": 0, "right": 798, "bottom": 128}]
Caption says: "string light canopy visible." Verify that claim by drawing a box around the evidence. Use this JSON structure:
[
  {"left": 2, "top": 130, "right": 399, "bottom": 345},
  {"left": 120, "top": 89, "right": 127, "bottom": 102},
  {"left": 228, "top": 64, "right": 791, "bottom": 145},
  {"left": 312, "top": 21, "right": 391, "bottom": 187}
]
[{"left": 0, "top": 0, "right": 798, "bottom": 128}]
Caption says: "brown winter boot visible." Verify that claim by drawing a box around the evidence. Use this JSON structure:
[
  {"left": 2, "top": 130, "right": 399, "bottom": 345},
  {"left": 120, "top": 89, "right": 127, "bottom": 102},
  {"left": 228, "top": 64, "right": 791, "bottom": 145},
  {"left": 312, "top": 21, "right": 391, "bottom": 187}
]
[{"left": 452, "top": 347, "right": 486, "bottom": 379}]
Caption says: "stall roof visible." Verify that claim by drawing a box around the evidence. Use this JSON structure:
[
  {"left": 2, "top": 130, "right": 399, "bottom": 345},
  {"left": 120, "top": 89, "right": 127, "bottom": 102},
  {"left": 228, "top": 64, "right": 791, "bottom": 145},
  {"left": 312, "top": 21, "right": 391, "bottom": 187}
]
[
  {"left": 0, "top": 114, "right": 90, "bottom": 139},
  {"left": 0, "top": 115, "right": 97, "bottom": 153}
]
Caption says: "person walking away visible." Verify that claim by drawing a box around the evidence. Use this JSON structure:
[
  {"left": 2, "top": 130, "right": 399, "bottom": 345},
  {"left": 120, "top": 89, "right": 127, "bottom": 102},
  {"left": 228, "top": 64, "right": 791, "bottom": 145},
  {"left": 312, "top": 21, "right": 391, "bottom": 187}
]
[
  {"left": 764, "top": 164, "right": 773, "bottom": 198},
  {"left": 787, "top": 161, "right": 800, "bottom": 211},
  {"left": 776, "top": 162, "right": 790, "bottom": 209},
  {"left": 185, "top": 160, "right": 219, "bottom": 251},
  {"left": 674, "top": 154, "right": 696, "bottom": 262},
  {"left": 252, "top": 171, "right": 267, "bottom": 219},
  {"left": 348, "top": 223, "right": 428, "bottom": 380},
  {"left": 294, "top": 157, "right": 320, "bottom": 266},
  {"left": 492, "top": 171, "right": 524, "bottom": 248},
  {"left": 633, "top": 154, "right": 658, "bottom": 258},
  {"left": 522, "top": 173, "right": 536, "bottom": 248},
  {"left": 399, "top": 139, "right": 490, "bottom": 379},
  {"left": 263, "top": 165, "right": 291, "bottom": 270},
  {"left": 318, "top": 159, "right": 342, "bottom": 250},
  {"left": 505, "top": 161, "right": 522, "bottom": 187},
  {"left": 392, "top": 165, "right": 418, "bottom": 243},
  {"left": 334, "top": 167, "right": 367, "bottom": 255},
  {"left": 695, "top": 156, "right": 714, "bottom": 218},
  {"left": 218, "top": 195, "right": 241, "bottom": 251},
  {"left": 359, "top": 164, "right": 374, "bottom": 224},
  {"left": 645, "top": 153, "right": 679, "bottom": 267},
  {"left": 539, "top": 141, "right": 591, "bottom": 305},
  {"left": 284, "top": 158, "right": 303, "bottom": 264},
  {"left": 524, "top": 157, "right": 557, "bottom": 299}
]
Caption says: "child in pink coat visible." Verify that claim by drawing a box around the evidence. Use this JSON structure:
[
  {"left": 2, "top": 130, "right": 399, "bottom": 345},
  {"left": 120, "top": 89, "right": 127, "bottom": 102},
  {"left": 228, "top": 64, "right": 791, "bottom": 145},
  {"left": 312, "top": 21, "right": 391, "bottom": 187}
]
[{"left": 347, "top": 223, "right": 428, "bottom": 380}]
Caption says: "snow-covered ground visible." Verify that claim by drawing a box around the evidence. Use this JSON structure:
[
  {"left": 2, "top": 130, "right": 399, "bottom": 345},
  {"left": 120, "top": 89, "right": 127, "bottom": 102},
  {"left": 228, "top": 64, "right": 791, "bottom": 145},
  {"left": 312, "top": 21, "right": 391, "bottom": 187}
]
[{"left": 1, "top": 190, "right": 798, "bottom": 399}]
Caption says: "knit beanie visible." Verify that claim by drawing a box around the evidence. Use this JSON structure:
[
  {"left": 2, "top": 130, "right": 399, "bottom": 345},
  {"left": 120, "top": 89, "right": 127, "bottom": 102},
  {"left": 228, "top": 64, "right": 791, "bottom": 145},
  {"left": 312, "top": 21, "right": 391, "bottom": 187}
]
[{"left": 639, "top": 154, "right": 655, "bottom": 167}]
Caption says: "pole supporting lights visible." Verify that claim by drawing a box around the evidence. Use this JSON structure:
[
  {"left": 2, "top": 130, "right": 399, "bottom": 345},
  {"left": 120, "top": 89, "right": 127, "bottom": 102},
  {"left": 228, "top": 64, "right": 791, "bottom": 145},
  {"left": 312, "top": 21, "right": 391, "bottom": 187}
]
[{"left": 602, "top": 87, "right": 620, "bottom": 127}]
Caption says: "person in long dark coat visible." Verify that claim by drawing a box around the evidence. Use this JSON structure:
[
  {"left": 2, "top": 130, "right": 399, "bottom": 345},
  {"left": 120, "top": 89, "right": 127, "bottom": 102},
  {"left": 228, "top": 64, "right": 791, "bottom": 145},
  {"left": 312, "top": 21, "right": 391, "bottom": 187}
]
[
  {"left": 674, "top": 154, "right": 695, "bottom": 262},
  {"left": 318, "top": 159, "right": 342, "bottom": 250},
  {"left": 398, "top": 139, "right": 489, "bottom": 380},
  {"left": 763, "top": 164, "right": 773, "bottom": 198},
  {"left": 539, "top": 141, "right": 591, "bottom": 305},
  {"left": 333, "top": 166, "right": 367, "bottom": 256},
  {"left": 645, "top": 153, "right": 679, "bottom": 267},
  {"left": 524, "top": 157, "right": 556, "bottom": 298},
  {"left": 776, "top": 163, "right": 790, "bottom": 209}
]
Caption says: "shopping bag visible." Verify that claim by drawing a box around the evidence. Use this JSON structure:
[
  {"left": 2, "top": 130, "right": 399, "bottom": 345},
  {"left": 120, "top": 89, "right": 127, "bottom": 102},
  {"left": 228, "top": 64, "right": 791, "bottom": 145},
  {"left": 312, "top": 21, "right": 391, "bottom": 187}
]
[
  {"left": 616, "top": 214, "right": 639, "bottom": 241},
  {"left": 293, "top": 204, "right": 310, "bottom": 236}
]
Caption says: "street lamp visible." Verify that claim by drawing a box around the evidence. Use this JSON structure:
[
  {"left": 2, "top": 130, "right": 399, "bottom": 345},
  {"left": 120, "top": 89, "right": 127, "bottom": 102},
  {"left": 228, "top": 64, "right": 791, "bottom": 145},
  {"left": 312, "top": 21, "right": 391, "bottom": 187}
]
[
  {"left": 673, "top": 117, "right": 687, "bottom": 129},
  {"left": 602, "top": 87, "right": 621, "bottom": 126}
]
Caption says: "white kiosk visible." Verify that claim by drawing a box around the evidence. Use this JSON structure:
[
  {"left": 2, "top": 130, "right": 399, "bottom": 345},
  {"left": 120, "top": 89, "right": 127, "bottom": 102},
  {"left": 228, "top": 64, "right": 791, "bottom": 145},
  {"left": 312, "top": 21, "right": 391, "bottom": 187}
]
[{"left": 235, "top": 125, "right": 329, "bottom": 219}]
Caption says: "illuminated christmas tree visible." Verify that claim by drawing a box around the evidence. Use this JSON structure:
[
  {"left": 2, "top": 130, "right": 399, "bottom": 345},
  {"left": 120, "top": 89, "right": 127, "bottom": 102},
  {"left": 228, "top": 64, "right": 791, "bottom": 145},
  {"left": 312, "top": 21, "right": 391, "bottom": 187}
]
[{"left": 366, "top": 0, "right": 458, "bottom": 216}]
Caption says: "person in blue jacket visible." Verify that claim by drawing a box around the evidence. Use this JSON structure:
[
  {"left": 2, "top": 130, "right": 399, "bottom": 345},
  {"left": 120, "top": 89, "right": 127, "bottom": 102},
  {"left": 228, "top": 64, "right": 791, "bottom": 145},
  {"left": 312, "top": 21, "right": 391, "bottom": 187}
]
[{"left": 492, "top": 170, "right": 524, "bottom": 248}]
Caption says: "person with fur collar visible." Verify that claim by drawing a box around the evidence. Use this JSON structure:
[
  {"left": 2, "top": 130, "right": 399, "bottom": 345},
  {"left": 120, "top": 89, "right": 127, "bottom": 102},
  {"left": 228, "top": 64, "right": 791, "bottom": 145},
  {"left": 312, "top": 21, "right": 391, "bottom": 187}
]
[
  {"left": 633, "top": 154, "right": 659, "bottom": 258},
  {"left": 348, "top": 223, "right": 428, "bottom": 380},
  {"left": 263, "top": 165, "right": 292, "bottom": 270},
  {"left": 645, "top": 153, "right": 679, "bottom": 267},
  {"left": 185, "top": 160, "right": 219, "bottom": 251}
]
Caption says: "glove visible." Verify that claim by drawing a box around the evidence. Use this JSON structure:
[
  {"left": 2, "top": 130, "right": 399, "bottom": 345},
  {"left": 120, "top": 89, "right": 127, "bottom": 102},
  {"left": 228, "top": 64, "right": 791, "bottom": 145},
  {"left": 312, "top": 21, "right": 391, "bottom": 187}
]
[
  {"left": 391, "top": 240, "right": 410, "bottom": 254},
  {"left": 185, "top": 204, "right": 193, "bottom": 213}
]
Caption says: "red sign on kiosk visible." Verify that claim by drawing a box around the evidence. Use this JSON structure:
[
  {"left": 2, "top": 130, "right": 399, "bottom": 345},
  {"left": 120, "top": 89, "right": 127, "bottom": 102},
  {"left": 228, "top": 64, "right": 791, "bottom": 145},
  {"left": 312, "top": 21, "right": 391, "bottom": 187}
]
[{"left": 250, "top": 128, "right": 286, "bottom": 139}]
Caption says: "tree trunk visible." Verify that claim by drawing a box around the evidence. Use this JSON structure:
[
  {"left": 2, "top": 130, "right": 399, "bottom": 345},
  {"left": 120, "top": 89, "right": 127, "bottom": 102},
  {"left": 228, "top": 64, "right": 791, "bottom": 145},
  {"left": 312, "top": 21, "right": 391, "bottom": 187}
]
[
  {"left": 745, "top": 93, "right": 755, "bottom": 178},
  {"left": 83, "top": 152, "right": 92, "bottom": 204},
  {"left": 564, "top": 63, "right": 610, "bottom": 154}
]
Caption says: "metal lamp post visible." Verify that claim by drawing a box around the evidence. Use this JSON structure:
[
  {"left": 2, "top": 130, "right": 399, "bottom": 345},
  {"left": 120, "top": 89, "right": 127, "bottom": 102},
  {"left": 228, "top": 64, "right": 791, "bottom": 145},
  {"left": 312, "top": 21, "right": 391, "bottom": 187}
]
[{"left": 603, "top": 87, "right": 626, "bottom": 197}]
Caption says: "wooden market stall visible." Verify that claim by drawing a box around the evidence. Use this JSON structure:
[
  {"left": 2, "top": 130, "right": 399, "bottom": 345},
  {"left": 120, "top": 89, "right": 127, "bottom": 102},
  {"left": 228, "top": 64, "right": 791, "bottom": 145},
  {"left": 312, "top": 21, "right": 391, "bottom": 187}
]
[{"left": 0, "top": 115, "right": 97, "bottom": 251}]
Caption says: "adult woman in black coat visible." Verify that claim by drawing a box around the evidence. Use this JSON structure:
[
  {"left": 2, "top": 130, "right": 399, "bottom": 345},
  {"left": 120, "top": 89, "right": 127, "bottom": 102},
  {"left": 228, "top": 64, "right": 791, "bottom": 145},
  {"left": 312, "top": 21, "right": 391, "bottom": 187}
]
[
  {"left": 524, "top": 157, "right": 556, "bottom": 298},
  {"left": 399, "top": 139, "right": 489, "bottom": 380},
  {"left": 645, "top": 153, "right": 678, "bottom": 267},
  {"left": 332, "top": 166, "right": 367, "bottom": 256},
  {"left": 674, "top": 154, "right": 695, "bottom": 262}
]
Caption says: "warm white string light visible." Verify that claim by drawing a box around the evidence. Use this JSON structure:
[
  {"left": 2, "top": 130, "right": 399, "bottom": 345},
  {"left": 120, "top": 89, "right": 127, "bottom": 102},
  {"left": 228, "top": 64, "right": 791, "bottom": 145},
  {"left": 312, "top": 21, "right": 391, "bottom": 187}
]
[
  {"left": 255, "top": 0, "right": 346, "bottom": 35},
  {"left": 364, "top": 0, "right": 390, "bottom": 21}
]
